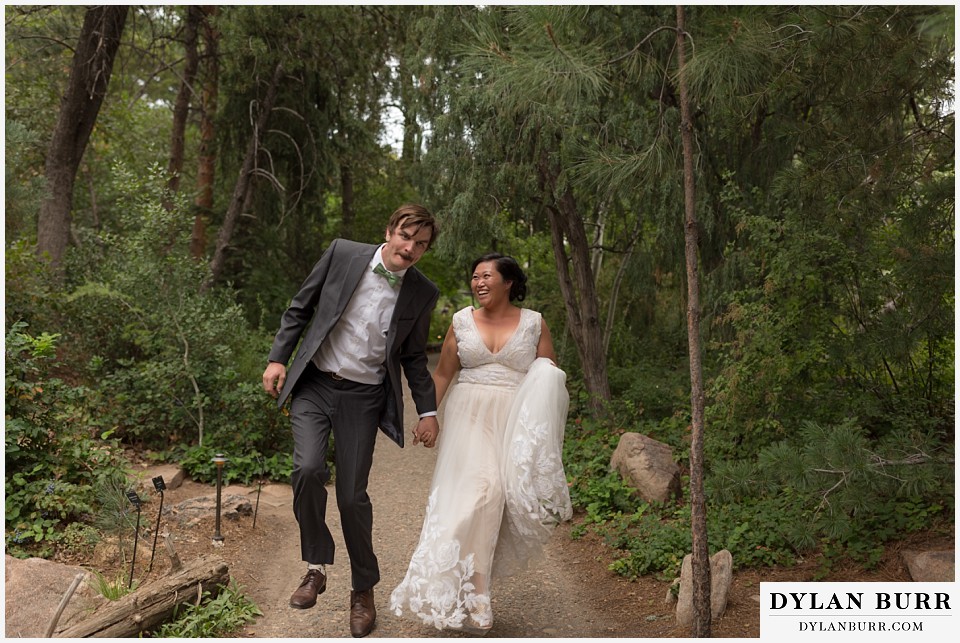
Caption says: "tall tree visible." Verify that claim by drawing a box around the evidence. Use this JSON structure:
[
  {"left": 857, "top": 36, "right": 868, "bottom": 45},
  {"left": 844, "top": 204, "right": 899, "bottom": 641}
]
[
  {"left": 166, "top": 5, "right": 202, "bottom": 197},
  {"left": 417, "top": 6, "right": 621, "bottom": 409},
  {"left": 36, "top": 5, "right": 128, "bottom": 269},
  {"left": 676, "top": 7, "right": 710, "bottom": 637},
  {"left": 204, "top": 62, "right": 285, "bottom": 291},
  {"left": 536, "top": 148, "right": 611, "bottom": 410},
  {"left": 191, "top": 6, "right": 220, "bottom": 259}
]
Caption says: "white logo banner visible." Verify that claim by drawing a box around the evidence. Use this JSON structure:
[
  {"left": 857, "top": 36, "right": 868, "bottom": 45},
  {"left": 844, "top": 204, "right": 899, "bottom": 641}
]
[{"left": 761, "top": 582, "right": 956, "bottom": 640}]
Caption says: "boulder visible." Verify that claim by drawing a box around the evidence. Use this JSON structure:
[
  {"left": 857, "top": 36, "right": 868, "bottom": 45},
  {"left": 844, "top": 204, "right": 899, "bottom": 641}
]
[
  {"left": 4, "top": 555, "right": 102, "bottom": 637},
  {"left": 610, "top": 432, "right": 681, "bottom": 504},
  {"left": 902, "top": 550, "right": 954, "bottom": 582},
  {"left": 675, "top": 549, "right": 734, "bottom": 628},
  {"left": 134, "top": 463, "right": 186, "bottom": 493},
  {"left": 167, "top": 494, "right": 253, "bottom": 527}
]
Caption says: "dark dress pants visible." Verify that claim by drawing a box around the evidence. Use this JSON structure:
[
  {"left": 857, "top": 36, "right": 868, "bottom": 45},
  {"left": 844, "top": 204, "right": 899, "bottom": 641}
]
[{"left": 289, "top": 363, "right": 384, "bottom": 592}]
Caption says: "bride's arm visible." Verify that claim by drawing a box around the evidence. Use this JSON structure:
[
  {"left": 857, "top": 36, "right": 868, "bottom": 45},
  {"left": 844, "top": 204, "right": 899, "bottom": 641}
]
[
  {"left": 536, "top": 319, "right": 558, "bottom": 365},
  {"left": 432, "top": 324, "right": 461, "bottom": 405}
]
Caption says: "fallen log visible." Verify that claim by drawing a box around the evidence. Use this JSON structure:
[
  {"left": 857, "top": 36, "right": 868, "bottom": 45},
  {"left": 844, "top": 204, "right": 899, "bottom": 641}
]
[{"left": 57, "top": 554, "right": 229, "bottom": 638}]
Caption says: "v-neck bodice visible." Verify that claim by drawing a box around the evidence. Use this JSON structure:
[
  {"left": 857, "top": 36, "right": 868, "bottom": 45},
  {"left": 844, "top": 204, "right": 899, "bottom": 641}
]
[{"left": 453, "top": 306, "right": 541, "bottom": 388}]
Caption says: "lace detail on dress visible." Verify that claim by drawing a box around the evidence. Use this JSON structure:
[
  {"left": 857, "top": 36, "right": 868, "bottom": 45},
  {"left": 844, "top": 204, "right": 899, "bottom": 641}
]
[
  {"left": 454, "top": 307, "right": 541, "bottom": 388},
  {"left": 498, "top": 358, "right": 573, "bottom": 573},
  {"left": 389, "top": 488, "right": 493, "bottom": 631}
]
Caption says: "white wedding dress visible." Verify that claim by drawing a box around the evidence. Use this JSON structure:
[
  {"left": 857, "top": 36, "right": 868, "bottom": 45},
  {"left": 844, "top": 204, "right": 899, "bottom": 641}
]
[{"left": 390, "top": 307, "right": 572, "bottom": 633}]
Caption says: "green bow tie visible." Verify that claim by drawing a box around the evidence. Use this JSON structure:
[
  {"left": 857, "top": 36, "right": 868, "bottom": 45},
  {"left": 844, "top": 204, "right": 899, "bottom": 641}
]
[{"left": 373, "top": 263, "right": 400, "bottom": 287}]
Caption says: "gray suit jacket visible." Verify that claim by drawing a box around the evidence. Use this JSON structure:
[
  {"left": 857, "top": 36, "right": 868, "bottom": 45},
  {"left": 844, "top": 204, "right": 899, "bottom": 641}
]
[{"left": 267, "top": 238, "right": 439, "bottom": 447}]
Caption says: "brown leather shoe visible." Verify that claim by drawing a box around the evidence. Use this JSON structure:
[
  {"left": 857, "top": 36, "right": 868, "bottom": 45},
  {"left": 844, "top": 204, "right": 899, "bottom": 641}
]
[
  {"left": 289, "top": 568, "right": 326, "bottom": 609},
  {"left": 349, "top": 588, "right": 376, "bottom": 638}
]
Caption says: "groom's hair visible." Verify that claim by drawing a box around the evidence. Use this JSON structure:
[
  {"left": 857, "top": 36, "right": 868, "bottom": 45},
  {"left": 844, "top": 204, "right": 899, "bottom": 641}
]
[
  {"left": 471, "top": 252, "right": 528, "bottom": 302},
  {"left": 387, "top": 203, "right": 441, "bottom": 249}
]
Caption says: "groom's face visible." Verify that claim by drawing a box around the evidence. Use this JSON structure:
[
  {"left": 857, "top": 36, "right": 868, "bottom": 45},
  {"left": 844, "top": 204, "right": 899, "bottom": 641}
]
[{"left": 382, "top": 219, "right": 433, "bottom": 272}]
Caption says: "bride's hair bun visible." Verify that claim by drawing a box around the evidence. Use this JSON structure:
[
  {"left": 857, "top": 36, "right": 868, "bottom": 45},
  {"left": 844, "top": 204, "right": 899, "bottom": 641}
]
[{"left": 471, "top": 252, "right": 528, "bottom": 302}]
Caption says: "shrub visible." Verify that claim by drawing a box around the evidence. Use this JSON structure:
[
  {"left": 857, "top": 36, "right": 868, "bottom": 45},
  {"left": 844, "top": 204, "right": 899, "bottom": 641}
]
[
  {"left": 562, "top": 419, "right": 641, "bottom": 525},
  {"left": 561, "top": 408, "right": 953, "bottom": 581},
  {"left": 51, "top": 164, "right": 292, "bottom": 471},
  {"left": 5, "top": 322, "right": 131, "bottom": 557},
  {"left": 153, "top": 581, "right": 262, "bottom": 638}
]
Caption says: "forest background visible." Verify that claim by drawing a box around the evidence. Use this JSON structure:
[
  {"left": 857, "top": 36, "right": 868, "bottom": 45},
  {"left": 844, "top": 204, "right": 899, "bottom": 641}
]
[{"left": 4, "top": 3, "right": 955, "bottom": 601}]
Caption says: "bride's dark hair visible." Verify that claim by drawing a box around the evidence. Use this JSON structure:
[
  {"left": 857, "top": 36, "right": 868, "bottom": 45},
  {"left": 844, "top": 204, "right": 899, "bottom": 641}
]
[{"left": 470, "top": 252, "right": 528, "bottom": 302}]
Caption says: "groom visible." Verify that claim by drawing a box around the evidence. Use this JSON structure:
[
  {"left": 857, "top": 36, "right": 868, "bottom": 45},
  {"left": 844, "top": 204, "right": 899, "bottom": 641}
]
[{"left": 262, "top": 203, "right": 441, "bottom": 637}]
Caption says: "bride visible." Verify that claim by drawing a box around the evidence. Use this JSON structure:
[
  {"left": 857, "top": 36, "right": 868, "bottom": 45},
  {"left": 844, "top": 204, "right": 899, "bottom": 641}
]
[{"left": 390, "top": 253, "right": 572, "bottom": 633}]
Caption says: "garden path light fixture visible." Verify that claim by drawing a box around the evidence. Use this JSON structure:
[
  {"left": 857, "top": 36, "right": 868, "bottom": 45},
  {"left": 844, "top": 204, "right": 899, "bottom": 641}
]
[
  {"left": 148, "top": 475, "right": 165, "bottom": 572},
  {"left": 125, "top": 490, "right": 142, "bottom": 589}
]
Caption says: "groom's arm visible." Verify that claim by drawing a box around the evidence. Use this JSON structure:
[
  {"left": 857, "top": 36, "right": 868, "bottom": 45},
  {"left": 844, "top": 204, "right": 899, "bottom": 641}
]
[{"left": 267, "top": 239, "right": 340, "bottom": 365}]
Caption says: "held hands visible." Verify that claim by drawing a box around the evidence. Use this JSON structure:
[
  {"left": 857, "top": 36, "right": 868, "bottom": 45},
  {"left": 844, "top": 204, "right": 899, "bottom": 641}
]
[
  {"left": 412, "top": 415, "right": 440, "bottom": 448},
  {"left": 262, "top": 362, "right": 287, "bottom": 398}
]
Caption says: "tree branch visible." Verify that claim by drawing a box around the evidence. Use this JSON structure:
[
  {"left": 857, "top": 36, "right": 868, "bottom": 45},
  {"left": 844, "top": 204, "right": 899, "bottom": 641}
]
[{"left": 605, "top": 25, "right": 679, "bottom": 66}]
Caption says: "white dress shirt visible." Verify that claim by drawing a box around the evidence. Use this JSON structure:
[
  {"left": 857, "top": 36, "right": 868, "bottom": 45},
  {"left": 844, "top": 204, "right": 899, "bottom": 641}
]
[{"left": 312, "top": 245, "right": 404, "bottom": 385}]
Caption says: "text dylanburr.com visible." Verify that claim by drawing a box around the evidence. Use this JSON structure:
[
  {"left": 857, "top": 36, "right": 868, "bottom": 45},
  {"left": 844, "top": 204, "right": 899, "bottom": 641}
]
[{"left": 761, "top": 582, "right": 956, "bottom": 639}]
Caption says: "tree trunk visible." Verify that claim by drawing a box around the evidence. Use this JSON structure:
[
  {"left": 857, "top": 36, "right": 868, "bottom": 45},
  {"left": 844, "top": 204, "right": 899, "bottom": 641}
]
[
  {"left": 191, "top": 5, "right": 220, "bottom": 260},
  {"left": 603, "top": 216, "right": 643, "bottom": 356},
  {"left": 203, "top": 62, "right": 284, "bottom": 292},
  {"left": 340, "top": 162, "right": 355, "bottom": 239},
  {"left": 36, "top": 5, "right": 128, "bottom": 270},
  {"left": 398, "top": 57, "right": 420, "bottom": 167},
  {"left": 166, "top": 5, "right": 202, "bottom": 198},
  {"left": 537, "top": 149, "right": 611, "bottom": 412},
  {"left": 676, "top": 5, "right": 711, "bottom": 638}
]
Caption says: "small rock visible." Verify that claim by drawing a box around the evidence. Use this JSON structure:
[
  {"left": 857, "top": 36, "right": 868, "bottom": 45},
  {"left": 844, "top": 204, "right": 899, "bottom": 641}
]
[
  {"left": 675, "top": 549, "right": 734, "bottom": 628},
  {"left": 167, "top": 494, "right": 253, "bottom": 526},
  {"left": 902, "top": 550, "right": 954, "bottom": 582},
  {"left": 136, "top": 464, "right": 186, "bottom": 491},
  {"left": 664, "top": 578, "right": 680, "bottom": 605}
]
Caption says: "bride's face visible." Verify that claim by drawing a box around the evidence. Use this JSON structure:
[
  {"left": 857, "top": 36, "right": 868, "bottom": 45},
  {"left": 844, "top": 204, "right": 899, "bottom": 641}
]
[{"left": 471, "top": 261, "right": 512, "bottom": 307}]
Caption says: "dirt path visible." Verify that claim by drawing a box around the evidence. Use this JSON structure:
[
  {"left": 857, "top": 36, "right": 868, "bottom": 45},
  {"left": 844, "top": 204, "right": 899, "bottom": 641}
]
[
  {"left": 224, "top": 432, "right": 622, "bottom": 638},
  {"left": 221, "top": 356, "right": 634, "bottom": 638}
]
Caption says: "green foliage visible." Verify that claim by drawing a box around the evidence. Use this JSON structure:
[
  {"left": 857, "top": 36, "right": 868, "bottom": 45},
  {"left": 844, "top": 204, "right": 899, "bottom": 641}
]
[
  {"left": 606, "top": 361, "right": 690, "bottom": 428},
  {"left": 562, "top": 420, "right": 641, "bottom": 524},
  {"left": 707, "top": 418, "right": 952, "bottom": 572},
  {"left": 4, "top": 240, "right": 58, "bottom": 336},
  {"left": 59, "top": 522, "right": 102, "bottom": 558},
  {"left": 87, "top": 569, "right": 137, "bottom": 601},
  {"left": 153, "top": 581, "right": 262, "bottom": 638},
  {"left": 707, "top": 169, "right": 953, "bottom": 459},
  {"left": 563, "top": 411, "right": 953, "bottom": 580},
  {"left": 49, "top": 165, "right": 292, "bottom": 471},
  {"left": 4, "top": 120, "right": 45, "bottom": 240},
  {"left": 606, "top": 509, "right": 691, "bottom": 580},
  {"left": 91, "top": 471, "right": 143, "bottom": 552},
  {"left": 177, "top": 445, "right": 293, "bottom": 486},
  {"left": 5, "top": 322, "right": 132, "bottom": 556},
  {"left": 705, "top": 497, "right": 804, "bottom": 569},
  {"left": 604, "top": 496, "right": 806, "bottom": 580}
]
